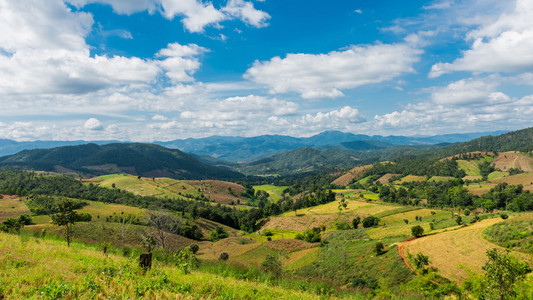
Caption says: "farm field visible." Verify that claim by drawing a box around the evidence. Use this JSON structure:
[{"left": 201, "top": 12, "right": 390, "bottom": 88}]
[
  {"left": 253, "top": 184, "right": 288, "bottom": 202},
  {"left": 457, "top": 160, "right": 481, "bottom": 176},
  {"left": 375, "top": 173, "right": 401, "bottom": 184},
  {"left": 404, "top": 215, "right": 532, "bottom": 283},
  {"left": 0, "top": 195, "right": 28, "bottom": 222},
  {"left": 331, "top": 164, "right": 373, "bottom": 186},
  {"left": 493, "top": 151, "right": 533, "bottom": 172},
  {"left": 395, "top": 175, "right": 426, "bottom": 184},
  {"left": 279, "top": 198, "right": 398, "bottom": 217}
]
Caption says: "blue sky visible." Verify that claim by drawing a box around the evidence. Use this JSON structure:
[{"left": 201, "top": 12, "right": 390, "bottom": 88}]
[{"left": 0, "top": 0, "right": 532, "bottom": 141}]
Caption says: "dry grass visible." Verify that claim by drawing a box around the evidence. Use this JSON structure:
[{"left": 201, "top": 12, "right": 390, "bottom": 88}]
[
  {"left": 185, "top": 180, "right": 246, "bottom": 204},
  {"left": 404, "top": 216, "right": 531, "bottom": 283},
  {"left": 395, "top": 175, "right": 426, "bottom": 184},
  {"left": 490, "top": 172, "right": 533, "bottom": 187},
  {"left": 493, "top": 151, "right": 533, "bottom": 172},
  {"left": 381, "top": 208, "right": 442, "bottom": 225},
  {"left": 375, "top": 174, "right": 401, "bottom": 184},
  {"left": 280, "top": 199, "right": 397, "bottom": 217},
  {"left": 466, "top": 183, "right": 496, "bottom": 196},
  {"left": 197, "top": 237, "right": 260, "bottom": 261},
  {"left": 261, "top": 214, "right": 349, "bottom": 231},
  {"left": 367, "top": 223, "right": 432, "bottom": 239},
  {"left": 331, "top": 164, "right": 373, "bottom": 186},
  {"left": 0, "top": 195, "right": 29, "bottom": 222},
  {"left": 264, "top": 239, "right": 315, "bottom": 254},
  {"left": 77, "top": 200, "right": 145, "bottom": 218},
  {"left": 284, "top": 247, "right": 320, "bottom": 271}
]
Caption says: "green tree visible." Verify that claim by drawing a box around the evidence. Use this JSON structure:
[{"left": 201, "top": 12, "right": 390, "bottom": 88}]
[
  {"left": 175, "top": 246, "right": 199, "bottom": 274},
  {"left": 481, "top": 248, "right": 531, "bottom": 300},
  {"left": 352, "top": 216, "right": 361, "bottom": 229},
  {"left": 413, "top": 253, "right": 430, "bottom": 271},
  {"left": 261, "top": 254, "right": 282, "bottom": 278},
  {"left": 375, "top": 242, "right": 385, "bottom": 255},
  {"left": 362, "top": 216, "right": 380, "bottom": 228},
  {"left": 411, "top": 225, "right": 424, "bottom": 238},
  {"left": 50, "top": 199, "right": 79, "bottom": 247}
]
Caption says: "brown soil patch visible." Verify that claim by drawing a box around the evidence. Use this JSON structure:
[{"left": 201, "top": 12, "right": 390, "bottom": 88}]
[
  {"left": 493, "top": 152, "right": 533, "bottom": 172},
  {"left": 184, "top": 180, "right": 246, "bottom": 204},
  {"left": 332, "top": 164, "right": 373, "bottom": 186},
  {"left": 375, "top": 174, "right": 401, "bottom": 184},
  {"left": 264, "top": 239, "right": 315, "bottom": 254}
]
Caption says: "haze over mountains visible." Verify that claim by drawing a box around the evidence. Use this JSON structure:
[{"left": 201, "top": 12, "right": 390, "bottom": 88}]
[{"left": 0, "top": 130, "right": 507, "bottom": 161}]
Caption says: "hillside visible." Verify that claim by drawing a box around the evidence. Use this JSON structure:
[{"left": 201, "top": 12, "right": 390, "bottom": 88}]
[
  {"left": 236, "top": 147, "right": 361, "bottom": 175},
  {"left": 0, "top": 143, "right": 243, "bottom": 180}
]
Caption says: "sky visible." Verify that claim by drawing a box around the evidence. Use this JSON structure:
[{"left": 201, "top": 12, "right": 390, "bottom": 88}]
[{"left": 1, "top": 0, "right": 533, "bottom": 141}]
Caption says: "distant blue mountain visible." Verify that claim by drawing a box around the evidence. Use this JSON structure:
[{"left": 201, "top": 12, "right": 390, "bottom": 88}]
[{"left": 0, "top": 130, "right": 508, "bottom": 161}]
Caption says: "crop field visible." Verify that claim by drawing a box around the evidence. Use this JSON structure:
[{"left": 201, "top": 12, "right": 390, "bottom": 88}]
[
  {"left": 394, "top": 175, "right": 426, "bottom": 184},
  {"left": 466, "top": 183, "right": 496, "bottom": 196},
  {"left": 0, "top": 195, "right": 28, "bottom": 222},
  {"left": 77, "top": 200, "right": 146, "bottom": 219},
  {"left": 246, "top": 229, "right": 299, "bottom": 241},
  {"left": 491, "top": 172, "right": 533, "bottom": 187},
  {"left": 331, "top": 164, "right": 373, "bottom": 186},
  {"left": 185, "top": 180, "right": 246, "bottom": 204},
  {"left": 284, "top": 247, "right": 320, "bottom": 271},
  {"left": 280, "top": 199, "right": 397, "bottom": 217},
  {"left": 367, "top": 222, "right": 432, "bottom": 239},
  {"left": 428, "top": 176, "right": 455, "bottom": 182},
  {"left": 493, "top": 151, "right": 533, "bottom": 172},
  {"left": 457, "top": 160, "right": 481, "bottom": 176},
  {"left": 380, "top": 208, "right": 446, "bottom": 225},
  {"left": 261, "top": 214, "right": 356, "bottom": 231},
  {"left": 404, "top": 216, "right": 531, "bottom": 283},
  {"left": 93, "top": 174, "right": 163, "bottom": 197},
  {"left": 253, "top": 185, "right": 288, "bottom": 202},
  {"left": 487, "top": 170, "right": 509, "bottom": 180},
  {"left": 375, "top": 173, "right": 401, "bottom": 184}
]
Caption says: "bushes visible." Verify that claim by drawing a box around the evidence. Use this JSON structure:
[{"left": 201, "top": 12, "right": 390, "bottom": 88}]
[
  {"left": 411, "top": 225, "right": 424, "bottom": 238},
  {"left": 295, "top": 227, "right": 321, "bottom": 243},
  {"left": 362, "top": 216, "right": 380, "bottom": 228},
  {"left": 375, "top": 242, "right": 385, "bottom": 255},
  {"left": 219, "top": 252, "right": 229, "bottom": 261},
  {"left": 261, "top": 255, "right": 282, "bottom": 278},
  {"left": 352, "top": 216, "right": 360, "bottom": 229},
  {"left": 210, "top": 226, "right": 229, "bottom": 242}
]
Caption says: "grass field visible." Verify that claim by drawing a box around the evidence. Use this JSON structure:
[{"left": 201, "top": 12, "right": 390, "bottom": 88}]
[
  {"left": 0, "top": 232, "right": 329, "bottom": 299},
  {"left": 487, "top": 170, "right": 509, "bottom": 180},
  {"left": 77, "top": 200, "right": 146, "bottom": 219},
  {"left": 284, "top": 247, "right": 320, "bottom": 271},
  {"left": 331, "top": 164, "right": 373, "bottom": 186},
  {"left": 428, "top": 176, "right": 455, "bottom": 182},
  {"left": 466, "top": 183, "right": 496, "bottom": 196},
  {"left": 0, "top": 195, "right": 28, "bottom": 222},
  {"left": 457, "top": 160, "right": 481, "bottom": 176},
  {"left": 280, "top": 199, "right": 397, "bottom": 217},
  {"left": 253, "top": 185, "right": 288, "bottom": 202},
  {"left": 404, "top": 216, "right": 531, "bottom": 283},
  {"left": 395, "top": 175, "right": 426, "bottom": 184}
]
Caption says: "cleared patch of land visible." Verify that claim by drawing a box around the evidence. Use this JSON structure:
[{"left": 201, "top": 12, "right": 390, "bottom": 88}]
[
  {"left": 331, "top": 164, "right": 373, "bottom": 186},
  {"left": 493, "top": 151, "right": 533, "bottom": 172},
  {"left": 490, "top": 172, "right": 533, "bottom": 187},
  {"left": 395, "top": 175, "right": 426, "bottom": 184},
  {"left": 466, "top": 183, "right": 496, "bottom": 196},
  {"left": 185, "top": 180, "right": 246, "bottom": 204},
  {"left": 457, "top": 160, "right": 481, "bottom": 176},
  {"left": 254, "top": 185, "right": 288, "bottom": 202},
  {"left": 0, "top": 195, "right": 29, "bottom": 222},
  {"left": 375, "top": 173, "right": 401, "bottom": 184}
]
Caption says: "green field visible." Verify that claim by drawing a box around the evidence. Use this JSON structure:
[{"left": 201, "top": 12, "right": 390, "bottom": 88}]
[
  {"left": 457, "top": 160, "right": 481, "bottom": 176},
  {"left": 253, "top": 185, "right": 288, "bottom": 202}
]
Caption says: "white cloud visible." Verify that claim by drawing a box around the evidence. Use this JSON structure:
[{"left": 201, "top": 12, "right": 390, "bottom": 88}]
[
  {"left": 430, "top": 0, "right": 533, "bottom": 77},
  {"left": 354, "top": 9, "right": 363, "bottom": 14},
  {"left": 244, "top": 43, "right": 422, "bottom": 99},
  {"left": 431, "top": 78, "right": 497, "bottom": 105},
  {"left": 152, "top": 114, "right": 168, "bottom": 121},
  {"left": 68, "top": 0, "right": 270, "bottom": 33},
  {"left": 223, "top": 0, "right": 270, "bottom": 28},
  {"left": 84, "top": 118, "right": 103, "bottom": 130}
]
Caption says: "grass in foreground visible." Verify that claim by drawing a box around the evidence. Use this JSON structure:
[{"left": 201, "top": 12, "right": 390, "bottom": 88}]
[{"left": 0, "top": 232, "right": 339, "bottom": 299}]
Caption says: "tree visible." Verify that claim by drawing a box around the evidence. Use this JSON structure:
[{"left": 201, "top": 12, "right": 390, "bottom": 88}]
[
  {"left": 455, "top": 215, "right": 462, "bottom": 225},
  {"left": 175, "top": 246, "right": 199, "bottom": 274},
  {"left": 352, "top": 216, "right": 361, "bottom": 229},
  {"left": 413, "top": 253, "right": 430, "bottom": 272},
  {"left": 362, "top": 216, "right": 380, "bottom": 228},
  {"left": 219, "top": 252, "right": 229, "bottom": 261},
  {"left": 146, "top": 210, "right": 182, "bottom": 251},
  {"left": 411, "top": 225, "right": 424, "bottom": 238},
  {"left": 261, "top": 254, "right": 282, "bottom": 278},
  {"left": 189, "top": 244, "right": 199, "bottom": 254},
  {"left": 51, "top": 199, "right": 79, "bottom": 247},
  {"left": 0, "top": 218, "right": 23, "bottom": 233},
  {"left": 481, "top": 248, "right": 531, "bottom": 300},
  {"left": 375, "top": 242, "right": 385, "bottom": 255},
  {"left": 210, "top": 226, "right": 229, "bottom": 242}
]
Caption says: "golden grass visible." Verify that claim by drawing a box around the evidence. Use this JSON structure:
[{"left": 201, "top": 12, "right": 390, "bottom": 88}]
[
  {"left": 466, "top": 183, "right": 496, "bottom": 196},
  {"left": 381, "top": 208, "right": 442, "bottom": 225},
  {"left": 280, "top": 199, "right": 396, "bottom": 217},
  {"left": 367, "top": 223, "right": 432, "bottom": 239},
  {"left": 491, "top": 172, "right": 533, "bottom": 187},
  {"left": 404, "top": 216, "right": 531, "bottom": 283},
  {"left": 77, "top": 200, "right": 145, "bottom": 218},
  {"left": 0, "top": 195, "right": 29, "bottom": 222},
  {"left": 375, "top": 174, "right": 401, "bottom": 184}
]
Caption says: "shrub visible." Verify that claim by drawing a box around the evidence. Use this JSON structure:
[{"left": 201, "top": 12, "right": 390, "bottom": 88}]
[
  {"left": 352, "top": 216, "right": 360, "bottom": 229},
  {"left": 295, "top": 227, "right": 321, "bottom": 243},
  {"left": 403, "top": 219, "right": 409, "bottom": 224},
  {"left": 210, "top": 226, "right": 229, "bottom": 242},
  {"left": 500, "top": 213, "right": 509, "bottom": 220},
  {"left": 455, "top": 216, "right": 462, "bottom": 225},
  {"left": 262, "top": 230, "right": 273, "bottom": 236},
  {"left": 261, "top": 255, "right": 282, "bottom": 278},
  {"left": 335, "top": 222, "right": 350, "bottom": 230},
  {"left": 189, "top": 244, "right": 199, "bottom": 254},
  {"left": 413, "top": 253, "right": 430, "bottom": 270},
  {"left": 429, "top": 222, "right": 434, "bottom": 231},
  {"left": 375, "top": 242, "right": 385, "bottom": 255},
  {"left": 219, "top": 252, "right": 229, "bottom": 261},
  {"left": 464, "top": 209, "right": 471, "bottom": 216},
  {"left": 362, "top": 216, "right": 380, "bottom": 228},
  {"left": 411, "top": 225, "right": 424, "bottom": 238}
]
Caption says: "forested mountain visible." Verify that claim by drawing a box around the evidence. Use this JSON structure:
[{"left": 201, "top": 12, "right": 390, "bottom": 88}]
[
  {"left": 443, "top": 127, "right": 533, "bottom": 154},
  {"left": 156, "top": 130, "right": 505, "bottom": 161},
  {"left": 0, "top": 143, "right": 243, "bottom": 180}
]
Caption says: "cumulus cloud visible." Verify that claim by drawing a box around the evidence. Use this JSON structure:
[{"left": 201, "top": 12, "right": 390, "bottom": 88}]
[
  {"left": 67, "top": 0, "right": 269, "bottom": 33},
  {"left": 244, "top": 43, "right": 422, "bottom": 99},
  {"left": 430, "top": 0, "right": 533, "bottom": 77},
  {"left": 84, "top": 118, "right": 103, "bottom": 130}
]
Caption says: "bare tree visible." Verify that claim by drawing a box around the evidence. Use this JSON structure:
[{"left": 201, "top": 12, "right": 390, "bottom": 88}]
[{"left": 146, "top": 210, "right": 182, "bottom": 251}]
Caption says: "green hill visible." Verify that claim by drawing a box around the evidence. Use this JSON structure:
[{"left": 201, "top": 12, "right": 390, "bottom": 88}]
[{"left": 0, "top": 143, "right": 243, "bottom": 180}]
